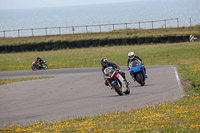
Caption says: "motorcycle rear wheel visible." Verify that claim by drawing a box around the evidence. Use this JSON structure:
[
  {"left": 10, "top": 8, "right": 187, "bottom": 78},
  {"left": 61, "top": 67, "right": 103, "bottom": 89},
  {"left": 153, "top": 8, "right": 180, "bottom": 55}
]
[
  {"left": 124, "top": 86, "right": 130, "bottom": 95},
  {"left": 113, "top": 82, "right": 123, "bottom": 96},
  {"left": 43, "top": 64, "right": 48, "bottom": 70}
]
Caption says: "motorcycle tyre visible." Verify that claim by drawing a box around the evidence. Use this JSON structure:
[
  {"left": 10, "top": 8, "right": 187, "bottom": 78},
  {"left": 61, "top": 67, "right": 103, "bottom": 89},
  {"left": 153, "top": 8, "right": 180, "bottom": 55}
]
[
  {"left": 32, "top": 66, "right": 37, "bottom": 71},
  {"left": 113, "top": 82, "right": 123, "bottom": 96},
  {"left": 136, "top": 73, "right": 145, "bottom": 86},
  {"left": 124, "top": 86, "right": 130, "bottom": 95},
  {"left": 43, "top": 64, "right": 48, "bottom": 70}
]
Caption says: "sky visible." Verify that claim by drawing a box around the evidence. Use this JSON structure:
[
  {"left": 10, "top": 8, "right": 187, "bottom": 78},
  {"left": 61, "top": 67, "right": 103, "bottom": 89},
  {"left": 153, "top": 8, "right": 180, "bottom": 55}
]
[{"left": 0, "top": 0, "right": 145, "bottom": 10}]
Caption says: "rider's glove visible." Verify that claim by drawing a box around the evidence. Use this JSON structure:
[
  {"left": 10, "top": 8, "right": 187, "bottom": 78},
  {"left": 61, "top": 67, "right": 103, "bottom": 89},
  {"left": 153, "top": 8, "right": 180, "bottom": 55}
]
[
  {"left": 105, "top": 79, "right": 109, "bottom": 86},
  {"left": 116, "top": 68, "right": 120, "bottom": 72}
]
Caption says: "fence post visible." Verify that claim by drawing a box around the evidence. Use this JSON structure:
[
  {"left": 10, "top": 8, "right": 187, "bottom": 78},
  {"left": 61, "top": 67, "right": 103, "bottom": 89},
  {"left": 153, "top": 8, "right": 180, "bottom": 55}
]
[
  {"left": 3, "top": 31, "right": 5, "bottom": 38},
  {"left": 59, "top": 27, "right": 61, "bottom": 35},
  {"left": 18, "top": 29, "right": 20, "bottom": 37},
  {"left": 72, "top": 26, "right": 75, "bottom": 34},
  {"left": 152, "top": 21, "right": 154, "bottom": 29},
  {"left": 177, "top": 18, "right": 179, "bottom": 28},
  {"left": 190, "top": 17, "right": 192, "bottom": 27},
  {"left": 125, "top": 23, "right": 128, "bottom": 30},
  {"left": 32, "top": 29, "right": 34, "bottom": 37},
  {"left": 164, "top": 20, "right": 167, "bottom": 28},
  {"left": 113, "top": 24, "right": 115, "bottom": 31}
]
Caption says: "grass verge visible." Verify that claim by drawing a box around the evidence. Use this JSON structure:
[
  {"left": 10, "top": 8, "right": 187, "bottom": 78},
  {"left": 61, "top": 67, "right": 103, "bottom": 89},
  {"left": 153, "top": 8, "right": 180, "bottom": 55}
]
[
  {"left": 0, "top": 76, "right": 54, "bottom": 85},
  {"left": 0, "top": 42, "right": 199, "bottom": 71},
  {"left": 0, "top": 42, "right": 199, "bottom": 132}
]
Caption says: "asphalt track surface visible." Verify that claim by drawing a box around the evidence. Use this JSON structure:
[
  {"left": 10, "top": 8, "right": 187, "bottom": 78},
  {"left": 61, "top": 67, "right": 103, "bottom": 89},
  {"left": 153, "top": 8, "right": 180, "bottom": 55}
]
[{"left": 0, "top": 66, "right": 184, "bottom": 127}]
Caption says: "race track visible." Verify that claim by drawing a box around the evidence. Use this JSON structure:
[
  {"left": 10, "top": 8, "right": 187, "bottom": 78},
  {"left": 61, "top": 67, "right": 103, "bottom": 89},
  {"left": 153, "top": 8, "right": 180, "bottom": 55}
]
[{"left": 0, "top": 66, "right": 184, "bottom": 127}]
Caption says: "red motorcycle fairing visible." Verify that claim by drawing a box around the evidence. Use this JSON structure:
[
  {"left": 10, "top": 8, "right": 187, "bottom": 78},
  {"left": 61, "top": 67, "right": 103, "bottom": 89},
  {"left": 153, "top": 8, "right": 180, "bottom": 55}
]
[
  {"left": 32, "top": 61, "right": 41, "bottom": 66},
  {"left": 107, "top": 73, "right": 119, "bottom": 84},
  {"left": 32, "top": 61, "right": 37, "bottom": 65}
]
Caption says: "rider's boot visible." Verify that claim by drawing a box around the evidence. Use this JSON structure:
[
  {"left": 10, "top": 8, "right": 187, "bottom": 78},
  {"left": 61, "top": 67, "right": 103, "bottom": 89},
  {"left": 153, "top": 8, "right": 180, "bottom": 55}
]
[
  {"left": 108, "top": 83, "right": 112, "bottom": 89},
  {"left": 121, "top": 72, "right": 130, "bottom": 85},
  {"left": 125, "top": 80, "right": 130, "bottom": 85},
  {"left": 143, "top": 66, "right": 147, "bottom": 78}
]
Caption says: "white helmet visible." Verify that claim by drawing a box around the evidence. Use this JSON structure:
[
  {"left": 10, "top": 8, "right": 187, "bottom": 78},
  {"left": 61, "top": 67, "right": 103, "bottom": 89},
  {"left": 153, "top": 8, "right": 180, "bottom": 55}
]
[{"left": 128, "top": 52, "right": 135, "bottom": 60}]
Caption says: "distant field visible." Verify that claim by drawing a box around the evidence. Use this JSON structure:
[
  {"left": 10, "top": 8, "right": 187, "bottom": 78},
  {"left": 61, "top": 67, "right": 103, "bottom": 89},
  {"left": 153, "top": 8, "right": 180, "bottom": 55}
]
[{"left": 0, "top": 26, "right": 199, "bottom": 46}]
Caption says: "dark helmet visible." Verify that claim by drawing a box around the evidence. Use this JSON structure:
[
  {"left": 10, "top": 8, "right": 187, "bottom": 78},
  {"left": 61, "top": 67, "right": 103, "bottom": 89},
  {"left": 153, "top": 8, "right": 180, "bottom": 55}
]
[
  {"left": 101, "top": 58, "right": 108, "bottom": 67},
  {"left": 36, "top": 57, "right": 40, "bottom": 60}
]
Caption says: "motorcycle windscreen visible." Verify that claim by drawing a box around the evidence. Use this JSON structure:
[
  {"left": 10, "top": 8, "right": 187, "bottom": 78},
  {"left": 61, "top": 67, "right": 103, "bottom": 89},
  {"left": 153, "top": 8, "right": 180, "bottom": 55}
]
[
  {"left": 104, "top": 67, "right": 114, "bottom": 77},
  {"left": 130, "top": 60, "right": 142, "bottom": 72}
]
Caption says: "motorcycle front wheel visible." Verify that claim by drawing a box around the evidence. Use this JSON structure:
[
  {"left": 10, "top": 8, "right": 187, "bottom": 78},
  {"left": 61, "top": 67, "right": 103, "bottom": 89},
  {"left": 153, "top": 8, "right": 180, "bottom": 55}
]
[
  {"left": 136, "top": 73, "right": 145, "bottom": 86},
  {"left": 113, "top": 82, "right": 123, "bottom": 96},
  {"left": 32, "top": 66, "right": 37, "bottom": 71}
]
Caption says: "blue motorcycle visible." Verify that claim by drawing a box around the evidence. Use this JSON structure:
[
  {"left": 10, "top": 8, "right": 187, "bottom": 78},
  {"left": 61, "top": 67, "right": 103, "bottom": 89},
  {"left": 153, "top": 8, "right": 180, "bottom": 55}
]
[{"left": 129, "top": 60, "right": 146, "bottom": 86}]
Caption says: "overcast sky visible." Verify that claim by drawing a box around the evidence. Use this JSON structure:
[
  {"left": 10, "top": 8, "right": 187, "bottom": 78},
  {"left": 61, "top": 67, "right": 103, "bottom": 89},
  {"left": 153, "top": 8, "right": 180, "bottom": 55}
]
[{"left": 0, "top": 0, "right": 146, "bottom": 10}]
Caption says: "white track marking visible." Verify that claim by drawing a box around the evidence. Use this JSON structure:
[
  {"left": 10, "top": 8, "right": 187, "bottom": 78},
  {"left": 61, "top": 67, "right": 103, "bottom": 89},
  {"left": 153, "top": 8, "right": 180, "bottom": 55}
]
[{"left": 174, "top": 67, "right": 181, "bottom": 87}]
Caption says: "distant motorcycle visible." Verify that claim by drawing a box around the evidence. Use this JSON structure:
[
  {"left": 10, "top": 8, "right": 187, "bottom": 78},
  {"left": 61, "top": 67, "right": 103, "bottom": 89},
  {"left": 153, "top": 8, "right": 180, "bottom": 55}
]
[
  {"left": 129, "top": 60, "right": 146, "bottom": 86},
  {"left": 32, "top": 60, "right": 48, "bottom": 71},
  {"left": 104, "top": 67, "right": 130, "bottom": 96}
]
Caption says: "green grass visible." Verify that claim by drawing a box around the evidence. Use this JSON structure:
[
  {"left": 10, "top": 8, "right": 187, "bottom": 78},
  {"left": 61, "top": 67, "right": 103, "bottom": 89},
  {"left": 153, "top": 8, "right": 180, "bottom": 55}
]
[
  {"left": 0, "top": 76, "right": 54, "bottom": 85},
  {"left": 0, "top": 41, "right": 200, "bottom": 132},
  {"left": 0, "top": 42, "right": 199, "bottom": 71}
]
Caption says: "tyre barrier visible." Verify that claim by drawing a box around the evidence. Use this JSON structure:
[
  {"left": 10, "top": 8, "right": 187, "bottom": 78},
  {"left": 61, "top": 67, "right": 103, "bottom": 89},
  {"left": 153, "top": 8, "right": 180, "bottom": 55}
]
[{"left": 0, "top": 35, "right": 190, "bottom": 53}]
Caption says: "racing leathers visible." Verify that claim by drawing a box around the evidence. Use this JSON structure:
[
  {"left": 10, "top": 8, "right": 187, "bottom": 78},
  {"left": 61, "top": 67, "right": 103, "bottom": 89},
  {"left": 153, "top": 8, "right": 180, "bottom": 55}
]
[{"left": 36, "top": 57, "right": 44, "bottom": 67}]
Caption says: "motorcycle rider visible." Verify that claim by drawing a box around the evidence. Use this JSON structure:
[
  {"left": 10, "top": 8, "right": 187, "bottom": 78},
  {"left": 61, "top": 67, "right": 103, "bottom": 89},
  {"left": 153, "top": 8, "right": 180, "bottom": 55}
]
[
  {"left": 36, "top": 57, "right": 44, "bottom": 67},
  {"left": 127, "top": 52, "right": 147, "bottom": 78},
  {"left": 101, "top": 57, "right": 130, "bottom": 86}
]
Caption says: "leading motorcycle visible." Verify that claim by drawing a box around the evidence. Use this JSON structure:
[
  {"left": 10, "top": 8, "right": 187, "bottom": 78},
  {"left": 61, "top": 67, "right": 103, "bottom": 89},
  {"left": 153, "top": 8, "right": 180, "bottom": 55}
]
[
  {"left": 32, "top": 60, "right": 48, "bottom": 71},
  {"left": 104, "top": 67, "right": 130, "bottom": 96}
]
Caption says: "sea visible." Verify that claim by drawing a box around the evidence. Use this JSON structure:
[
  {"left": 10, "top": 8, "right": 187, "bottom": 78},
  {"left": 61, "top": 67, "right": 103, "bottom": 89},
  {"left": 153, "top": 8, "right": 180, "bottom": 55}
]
[{"left": 0, "top": 0, "right": 200, "bottom": 37}]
